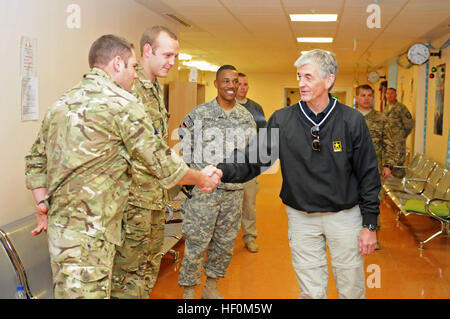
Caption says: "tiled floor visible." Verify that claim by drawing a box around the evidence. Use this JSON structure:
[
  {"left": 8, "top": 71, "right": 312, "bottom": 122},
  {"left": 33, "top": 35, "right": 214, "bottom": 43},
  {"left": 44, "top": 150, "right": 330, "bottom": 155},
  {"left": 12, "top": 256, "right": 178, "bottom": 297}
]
[{"left": 151, "top": 171, "right": 450, "bottom": 299}]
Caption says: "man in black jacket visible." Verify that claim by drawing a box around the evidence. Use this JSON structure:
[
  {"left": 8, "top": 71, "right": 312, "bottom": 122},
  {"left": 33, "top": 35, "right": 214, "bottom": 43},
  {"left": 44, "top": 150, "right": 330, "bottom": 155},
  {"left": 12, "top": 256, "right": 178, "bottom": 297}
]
[{"left": 212, "top": 49, "right": 380, "bottom": 299}]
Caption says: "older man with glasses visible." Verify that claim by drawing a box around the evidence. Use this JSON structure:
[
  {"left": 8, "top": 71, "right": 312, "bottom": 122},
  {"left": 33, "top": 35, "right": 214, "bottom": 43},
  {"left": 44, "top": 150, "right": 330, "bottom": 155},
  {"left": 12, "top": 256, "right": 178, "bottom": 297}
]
[{"left": 213, "top": 49, "right": 381, "bottom": 299}]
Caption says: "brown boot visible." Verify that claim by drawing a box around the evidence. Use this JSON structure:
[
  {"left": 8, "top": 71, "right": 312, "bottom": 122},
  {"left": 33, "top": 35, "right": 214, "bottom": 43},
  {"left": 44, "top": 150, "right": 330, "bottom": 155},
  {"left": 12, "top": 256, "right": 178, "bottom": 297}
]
[
  {"left": 201, "top": 277, "right": 224, "bottom": 299},
  {"left": 182, "top": 286, "right": 196, "bottom": 299},
  {"left": 245, "top": 240, "right": 259, "bottom": 253}
]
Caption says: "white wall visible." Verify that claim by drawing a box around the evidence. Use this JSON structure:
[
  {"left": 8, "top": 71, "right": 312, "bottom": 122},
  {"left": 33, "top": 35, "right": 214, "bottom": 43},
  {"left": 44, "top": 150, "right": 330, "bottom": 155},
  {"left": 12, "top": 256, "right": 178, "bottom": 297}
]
[{"left": 0, "top": 0, "right": 178, "bottom": 225}]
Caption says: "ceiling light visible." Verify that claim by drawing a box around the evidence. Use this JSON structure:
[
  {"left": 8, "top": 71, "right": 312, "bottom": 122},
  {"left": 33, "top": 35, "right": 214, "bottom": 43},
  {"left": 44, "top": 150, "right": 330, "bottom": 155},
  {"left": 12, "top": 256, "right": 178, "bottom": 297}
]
[
  {"left": 297, "top": 37, "right": 333, "bottom": 43},
  {"left": 178, "top": 53, "right": 192, "bottom": 61},
  {"left": 290, "top": 14, "right": 338, "bottom": 22},
  {"left": 182, "top": 61, "right": 219, "bottom": 72}
]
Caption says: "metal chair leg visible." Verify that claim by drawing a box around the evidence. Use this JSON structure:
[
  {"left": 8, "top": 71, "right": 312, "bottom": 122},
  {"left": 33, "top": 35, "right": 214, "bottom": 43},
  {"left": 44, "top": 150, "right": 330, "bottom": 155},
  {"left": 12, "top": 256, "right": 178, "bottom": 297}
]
[{"left": 419, "top": 228, "right": 444, "bottom": 250}]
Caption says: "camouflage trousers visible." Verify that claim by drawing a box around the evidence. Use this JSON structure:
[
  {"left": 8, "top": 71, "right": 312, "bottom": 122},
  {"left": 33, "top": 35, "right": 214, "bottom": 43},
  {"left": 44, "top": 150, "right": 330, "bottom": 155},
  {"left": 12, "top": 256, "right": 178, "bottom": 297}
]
[
  {"left": 392, "top": 141, "right": 407, "bottom": 178},
  {"left": 47, "top": 225, "right": 116, "bottom": 299},
  {"left": 111, "top": 205, "right": 165, "bottom": 299},
  {"left": 178, "top": 188, "right": 244, "bottom": 287}
]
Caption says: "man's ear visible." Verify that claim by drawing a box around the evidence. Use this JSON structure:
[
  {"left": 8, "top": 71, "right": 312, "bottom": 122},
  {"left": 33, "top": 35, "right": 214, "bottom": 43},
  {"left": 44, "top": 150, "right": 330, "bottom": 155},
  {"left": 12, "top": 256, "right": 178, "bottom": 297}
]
[
  {"left": 213, "top": 79, "right": 218, "bottom": 89},
  {"left": 326, "top": 74, "right": 336, "bottom": 91},
  {"left": 143, "top": 43, "right": 153, "bottom": 57},
  {"left": 111, "top": 56, "right": 123, "bottom": 73}
]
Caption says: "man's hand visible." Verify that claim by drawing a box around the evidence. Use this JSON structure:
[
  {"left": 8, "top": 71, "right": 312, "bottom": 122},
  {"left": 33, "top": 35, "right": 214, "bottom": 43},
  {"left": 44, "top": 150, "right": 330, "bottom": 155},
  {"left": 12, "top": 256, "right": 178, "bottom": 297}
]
[
  {"left": 381, "top": 167, "right": 391, "bottom": 179},
  {"left": 358, "top": 228, "right": 377, "bottom": 256},
  {"left": 202, "top": 165, "right": 223, "bottom": 178},
  {"left": 31, "top": 202, "right": 48, "bottom": 236}
]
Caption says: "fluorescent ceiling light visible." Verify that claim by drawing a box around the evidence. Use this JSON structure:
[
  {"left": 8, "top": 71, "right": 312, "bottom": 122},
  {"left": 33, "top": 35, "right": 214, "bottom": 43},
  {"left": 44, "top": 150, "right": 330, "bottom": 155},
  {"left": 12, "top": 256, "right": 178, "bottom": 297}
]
[
  {"left": 178, "top": 53, "right": 192, "bottom": 61},
  {"left": 297, "top": 37, "right": 333, "bottom": 43},
  {"left": 182, "top": 60, "right": 219, "bottom": 72},
  {"left": 290, "top": 14, "right": 338, "bottom": 22}
]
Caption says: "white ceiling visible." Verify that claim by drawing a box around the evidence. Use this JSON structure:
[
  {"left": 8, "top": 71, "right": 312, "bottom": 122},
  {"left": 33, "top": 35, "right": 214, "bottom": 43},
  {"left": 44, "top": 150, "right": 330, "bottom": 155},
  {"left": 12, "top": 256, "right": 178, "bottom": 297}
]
[{"left": 136, "top": 0, "right": 450, "bottom": 75}]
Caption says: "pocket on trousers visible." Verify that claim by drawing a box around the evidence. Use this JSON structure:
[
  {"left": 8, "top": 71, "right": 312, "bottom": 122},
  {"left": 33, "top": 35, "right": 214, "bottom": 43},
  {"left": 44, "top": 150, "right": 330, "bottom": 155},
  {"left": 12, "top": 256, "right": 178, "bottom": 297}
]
[
  {"left": 123, "top": 223, "right": 151, "bottom": 242},
  {"left": 60, "top": 264, "right": 110, "bottom": 283}
]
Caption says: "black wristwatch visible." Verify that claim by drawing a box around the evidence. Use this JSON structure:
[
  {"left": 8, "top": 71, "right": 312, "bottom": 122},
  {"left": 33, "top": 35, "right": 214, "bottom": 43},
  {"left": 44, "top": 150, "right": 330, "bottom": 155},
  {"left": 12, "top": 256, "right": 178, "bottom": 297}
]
[
  {"left": 363, "top": 224, "right": 377, "bottom": 232},
  {"left": 37, "top": 199, "right": 46, "bottom": 207}
]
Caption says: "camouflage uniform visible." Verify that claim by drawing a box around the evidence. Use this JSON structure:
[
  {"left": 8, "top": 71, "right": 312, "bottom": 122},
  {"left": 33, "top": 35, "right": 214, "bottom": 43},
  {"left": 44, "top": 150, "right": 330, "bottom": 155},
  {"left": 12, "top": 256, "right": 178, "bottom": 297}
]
[
  {"left": 363, "top": 109, "right": 398, "bottom": 202},
  {"left": 25, "top": 68, "right": 189, "bottom": 299},
  {"left": 383, "top": 101, "right": 414, "bottom": 177},
  {"left": 178, "top": 98, "right": 256, "bottom": 286},
  {"left": 111, "top": 64, "right": 171, "bottom": 299}
]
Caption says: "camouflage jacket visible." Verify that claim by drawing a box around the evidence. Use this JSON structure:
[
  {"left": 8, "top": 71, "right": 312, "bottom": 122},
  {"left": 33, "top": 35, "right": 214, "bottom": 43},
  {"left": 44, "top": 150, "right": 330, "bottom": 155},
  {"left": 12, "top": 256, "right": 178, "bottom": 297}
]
[
  {"left": 25, "top": 68, "right": 189, "bottom": 245},
  {"left": 383, "top": 101, "right": 414, "bottom": 141},
  {"left": 364, "top": 109, "right": 398, "bottom": 169},
  {"left": 128, "top": 64, "right": 171, "bottom": 210},
  {"left": 180, "top": 98, "right": 256, "bottom": 190}
]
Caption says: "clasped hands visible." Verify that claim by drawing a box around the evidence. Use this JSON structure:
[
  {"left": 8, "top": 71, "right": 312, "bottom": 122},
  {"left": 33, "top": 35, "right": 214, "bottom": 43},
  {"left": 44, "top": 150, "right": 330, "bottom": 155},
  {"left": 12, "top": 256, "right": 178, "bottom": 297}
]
[{"left": 198, "top": 165, "right": 223, "bottom": 193}]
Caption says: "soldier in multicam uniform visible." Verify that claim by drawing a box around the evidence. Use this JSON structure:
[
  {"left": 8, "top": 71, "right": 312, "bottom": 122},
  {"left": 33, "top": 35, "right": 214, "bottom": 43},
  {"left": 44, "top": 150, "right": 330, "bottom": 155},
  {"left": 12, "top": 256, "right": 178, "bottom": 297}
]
[
  {"left": 25, "top": 35, "right": 220, "bottom": 299},
  {"left": 356, "top": 84, "right": 397, "bottom": 197},
  {"left": 178, "top": 65, "right": 256, "bottom": 299},
  {"left": 111, "top": 26, "right": 180, "bottom": 299},
  {"left": 356, "top": 84, "right": 398, "bottom": 250},
  {"left": 384, "top": 87, "right": 414, "bottom": 178}
]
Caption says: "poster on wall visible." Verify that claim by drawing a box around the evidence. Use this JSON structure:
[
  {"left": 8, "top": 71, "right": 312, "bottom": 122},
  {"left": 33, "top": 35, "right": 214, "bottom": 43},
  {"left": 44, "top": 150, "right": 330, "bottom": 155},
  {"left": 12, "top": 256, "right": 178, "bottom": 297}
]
[
  {"left": 433, "top": 64, "right": 445, "bottom": 135},
  {"left": 21, "top": 77, "right": 39, "bottom": 121},
  {"left": 21, "top": 36, "right": 39, "bottom": 121}
]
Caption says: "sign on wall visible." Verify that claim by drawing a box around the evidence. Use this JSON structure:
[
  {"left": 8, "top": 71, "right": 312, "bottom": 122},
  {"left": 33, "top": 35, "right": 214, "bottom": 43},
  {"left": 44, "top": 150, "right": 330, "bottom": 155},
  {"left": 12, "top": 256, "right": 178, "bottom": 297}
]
[
  {"left": 20, "top": 36, "right": 39, "bottom": 121},
  {"left": 433, "top": 64, "right": 445, "bottom": 135}
]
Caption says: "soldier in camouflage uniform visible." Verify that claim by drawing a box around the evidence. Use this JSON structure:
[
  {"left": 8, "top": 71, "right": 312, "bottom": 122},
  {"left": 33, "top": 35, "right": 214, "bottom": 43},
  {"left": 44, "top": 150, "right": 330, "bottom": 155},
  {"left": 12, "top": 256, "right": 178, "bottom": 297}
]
[
  {"left": 384, "top": 88, "right": 414, "bottom": 178},
  {"left": 356, "top": 85, "right": 398, "bottom": 186},
  {"left": 178, "top": 65, "right": 256, "bottom": 299},
  {"left": 111, "top": 26, "right": 179, "bottom": 299},
  {"left": 356, "top": 84, "right": 398, "bottom": 250},
  {"left": 25, "top": 35, "right": 219, "bottom": 299}
]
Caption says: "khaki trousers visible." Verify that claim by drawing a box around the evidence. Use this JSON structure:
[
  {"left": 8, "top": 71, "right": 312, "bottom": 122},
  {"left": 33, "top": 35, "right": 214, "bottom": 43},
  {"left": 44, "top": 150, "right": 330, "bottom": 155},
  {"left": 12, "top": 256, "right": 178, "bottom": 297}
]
[
  {"left": 286, "top": 205, "right": 365, "bottom": 299},
  {"left": 241, "top": 177, "right": 259, "bottom": 243}
]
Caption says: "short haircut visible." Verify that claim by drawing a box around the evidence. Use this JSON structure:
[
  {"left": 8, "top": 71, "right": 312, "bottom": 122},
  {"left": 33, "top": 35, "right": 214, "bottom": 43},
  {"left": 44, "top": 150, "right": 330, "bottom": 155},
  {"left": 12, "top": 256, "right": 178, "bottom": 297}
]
[
  {"left": 238, "top": 72, "right": 247, "bottom": 77},
  {"left": 88, "top": 34, "right": 133, "bottom": 68},
  {"left": 216, "top": 65, "right": 237, "bottom": 79},
  {"left": 356, "top": 84, "right": 374, "bottom": 95},
  {"left": 140, "top": 25, "right": 178, "bottom": 55},
  {"left": 387, "top": 87, "right": 397, "bottom": 92},
  {"left": 294, "top": 49, "right": 338, "bottom": 80}
]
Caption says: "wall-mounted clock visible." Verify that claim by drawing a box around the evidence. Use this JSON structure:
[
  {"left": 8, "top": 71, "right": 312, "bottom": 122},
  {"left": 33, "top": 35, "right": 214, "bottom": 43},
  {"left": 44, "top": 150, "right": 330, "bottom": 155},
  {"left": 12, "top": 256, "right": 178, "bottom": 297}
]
[
  {"left": 368, "top": 71, "right": 380, "bottom": 83},
  {"left": 407, "top": 43, "right": 430, "bottom": 65},
  {"left": 367, "top": 71, "right": 386, "bottom": 84}
]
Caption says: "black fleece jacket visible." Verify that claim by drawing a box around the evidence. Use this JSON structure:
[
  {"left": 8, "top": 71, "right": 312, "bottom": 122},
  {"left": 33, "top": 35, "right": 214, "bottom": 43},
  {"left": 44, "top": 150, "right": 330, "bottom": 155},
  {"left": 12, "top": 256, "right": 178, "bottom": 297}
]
[{"left": 218, "top": 98, "right": 381, "bottom": 225}]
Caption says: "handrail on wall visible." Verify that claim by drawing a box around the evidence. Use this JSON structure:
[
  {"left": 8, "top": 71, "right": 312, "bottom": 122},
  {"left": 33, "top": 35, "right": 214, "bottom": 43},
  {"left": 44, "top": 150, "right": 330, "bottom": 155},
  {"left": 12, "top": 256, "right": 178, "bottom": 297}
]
[{"left": 0, "top": 229, "right": 33, "bottom": 299}]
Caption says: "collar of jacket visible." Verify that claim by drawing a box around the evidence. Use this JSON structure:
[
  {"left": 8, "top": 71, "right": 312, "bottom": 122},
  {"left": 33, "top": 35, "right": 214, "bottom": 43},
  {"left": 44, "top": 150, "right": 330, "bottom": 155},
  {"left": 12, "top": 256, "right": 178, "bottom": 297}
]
[
  {"left": 85, "top": 67, "right": 138, "bottom": 103},
  {"left": 135, "top": 63, "right": 159, "bottom": 91},
  {"left": 211, "top": 98, "right": 241, "bottom": 119}
]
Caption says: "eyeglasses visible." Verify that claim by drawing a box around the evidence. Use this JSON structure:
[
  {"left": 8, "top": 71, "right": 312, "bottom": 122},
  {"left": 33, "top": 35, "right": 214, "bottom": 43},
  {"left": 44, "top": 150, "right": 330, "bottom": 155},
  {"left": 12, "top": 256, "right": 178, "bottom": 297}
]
[{"left": 311, "top": 125, "right": 320, "bottom": 151}]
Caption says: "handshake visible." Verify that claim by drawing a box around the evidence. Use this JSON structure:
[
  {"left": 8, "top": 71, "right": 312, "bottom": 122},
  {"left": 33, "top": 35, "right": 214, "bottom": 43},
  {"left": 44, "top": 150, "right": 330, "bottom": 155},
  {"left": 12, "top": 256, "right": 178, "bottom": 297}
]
[{"left": 198, "top": 165, "right": 223, "bottom": 193}]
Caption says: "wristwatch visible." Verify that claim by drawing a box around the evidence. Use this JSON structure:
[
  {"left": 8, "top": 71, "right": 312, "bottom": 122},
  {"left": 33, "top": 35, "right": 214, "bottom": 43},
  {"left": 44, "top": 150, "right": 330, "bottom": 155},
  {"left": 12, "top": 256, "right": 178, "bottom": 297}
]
[
  {"left": 363, "top": 224, "right": 377, "bottom": 232},
  {"left": 37, "top": 199, "right": 46, "bottom": 207}
]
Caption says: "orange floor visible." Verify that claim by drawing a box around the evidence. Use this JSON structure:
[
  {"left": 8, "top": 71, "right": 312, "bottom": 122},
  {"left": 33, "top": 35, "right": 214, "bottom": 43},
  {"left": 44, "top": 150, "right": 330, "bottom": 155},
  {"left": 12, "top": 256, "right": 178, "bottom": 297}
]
[{"left": 151, "top": 171, "right": 450, "bottom": 299}]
